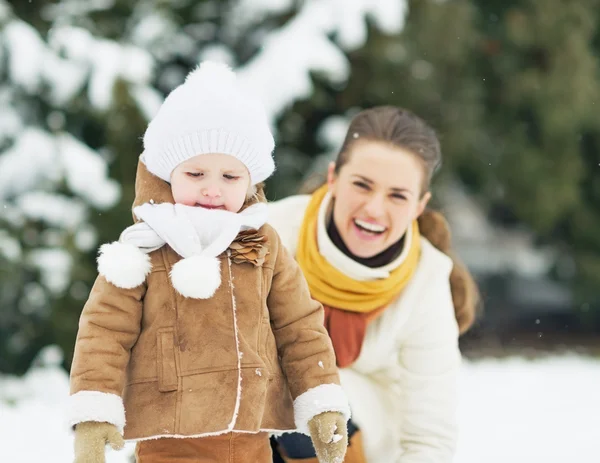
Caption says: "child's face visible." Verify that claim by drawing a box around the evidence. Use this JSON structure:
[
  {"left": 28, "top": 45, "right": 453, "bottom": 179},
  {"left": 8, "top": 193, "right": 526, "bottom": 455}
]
[{"left": 170, "top": 154, "right": 251, "bottom": 212}]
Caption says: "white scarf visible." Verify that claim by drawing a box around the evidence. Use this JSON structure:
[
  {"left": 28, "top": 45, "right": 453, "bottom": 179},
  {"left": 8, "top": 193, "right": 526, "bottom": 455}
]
[
  {"left": 122, "top": 202, "right": 268, "bottom": 259},
  {"left": 98, "top": 202, "right": 268, "bottom": 299}
]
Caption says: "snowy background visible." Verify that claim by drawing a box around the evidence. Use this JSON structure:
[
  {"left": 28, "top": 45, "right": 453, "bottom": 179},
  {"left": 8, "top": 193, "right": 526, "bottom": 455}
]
[
  {"left": 1, "top": 0, "right": 598, "bottom": 462},
  {"left": 2, "top": 346, "right": 599, "bottom": 463}
]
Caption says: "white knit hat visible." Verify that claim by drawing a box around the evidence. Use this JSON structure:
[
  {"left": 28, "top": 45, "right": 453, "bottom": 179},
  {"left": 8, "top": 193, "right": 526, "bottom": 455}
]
[{"left": 142, "top": 61, "right": 275, "bottom": 185}]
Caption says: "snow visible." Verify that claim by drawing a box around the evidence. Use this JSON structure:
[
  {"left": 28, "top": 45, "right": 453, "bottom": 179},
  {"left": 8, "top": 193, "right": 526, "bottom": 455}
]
[
  {"left": 236, "top": 0, "right": 407, "bottom": 119},
  {"left": 318, "top": 115, "right": 351, "bottom": 151},
  {"left": 41, "top": 0, "right": 116, "bottom": 20},
  {"left": 237, "top": 3, "right": 350, "bottom": 118},
  {"left": 235, "top": 0, "right": 294, "bottom": 19},
  {"left": 1, "top": 350, "right": 598, "bottom": 462},
  {"left": 455, "top": 356, "right": 600, "bottom": 462},
  {"left": 3, "top": 21, "right": 45, "bottom": 93},
  {"left": 48, "top": 25, "right": 155, "bottom": 111},
  {"left": 16, "top": 192, "right": 87, "bottom": 231},
  {"left": 87, "top": 40, "right": 146, "bottom": 110},
  {"left": 198, "top": 44, "right": 236, "bottom": 67},
  {"left": 0, "top": 229, "right": 22, "bottom": 261},
  {"left": 0, "top": 129, "right": 119, "bottom": 210},
  {"left": 131, "top": 13, "right": 175, "bottom": 47},
  {"left": 27, "top": 248, "right": 73, "bottom": 294},
  {"left": 74, "top": 225, "right": 98, "bottom": 252},
  {"left": 129, "top": 84, "right": 164, "bottom": 122},
  {"left": 331, "top": 0, "right": 407, "bottom": 50},
  {"left": 0, "top": 128, "right": 61, "bottom": 200},
  {"left": 0, "top": 128, "right": 118, "bottom": 300},
  {"left": 57, "top": 133, "right": 121, "bottom": 210},
  {"left": 0, "top": 94, "right": 22, "bottom": 143},
  {"left": 43, "top": 54, "right": 88, "bottom": 107},
  {"left": 0, "top": 1, "right": 9, "bottom": 21},
  {"left": 3, "top": 21, "right": 87, "bottom": 105},
  {"left": 47, "top": 26, "right": 94, "bottom": 62}
]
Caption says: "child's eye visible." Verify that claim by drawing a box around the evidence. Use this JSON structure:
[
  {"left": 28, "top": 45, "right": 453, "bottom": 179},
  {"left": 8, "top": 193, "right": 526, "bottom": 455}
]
[
  {"left": 353, "top": 181, "right": 370, "bottom": 190},
  {"left": 223, "top": 174, "right": 240, "bottom": 180},
  {"left": 391, "top": 193, "right": 407, "bottom": 201},
  {"left": 186, "top": 172, "right": 202, "bottom": 178}
]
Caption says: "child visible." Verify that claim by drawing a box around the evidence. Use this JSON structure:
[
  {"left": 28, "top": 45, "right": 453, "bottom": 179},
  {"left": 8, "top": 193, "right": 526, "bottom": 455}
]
[{"left": 68, "top": 62, "right": 350, "bottom": 463}]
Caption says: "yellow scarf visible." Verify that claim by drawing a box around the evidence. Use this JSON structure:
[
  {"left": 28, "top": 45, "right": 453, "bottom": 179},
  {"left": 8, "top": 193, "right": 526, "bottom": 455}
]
[{"left": 296, "top": 185, "right": 421, "bottom": 312}]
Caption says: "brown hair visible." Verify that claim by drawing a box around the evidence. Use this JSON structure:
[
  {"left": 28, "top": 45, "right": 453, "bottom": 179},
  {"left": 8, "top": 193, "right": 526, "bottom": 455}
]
[
  {"left": 242, "top": 182, "right": 266, "bottom": 209},
  {"left": 417, "top": 210, "right": 481, "bottom": 335},
  {"left": 334, "top": 106, "right": 441, "bottom": 195}
]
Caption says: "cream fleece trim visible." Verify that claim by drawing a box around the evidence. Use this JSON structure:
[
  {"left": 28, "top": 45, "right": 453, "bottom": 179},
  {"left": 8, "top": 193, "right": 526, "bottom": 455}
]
[
  {"left": 129, "top": 427, "right": 298, "bottom": 442},
  {"left": 293, "top": 383, "right": 351, "bottom": 435},
  {"left": 67, "top": 391, "right": 125, "bottom": 434},
  {"left": 226, "top": 252, "right": 243, "bottom": 430}
]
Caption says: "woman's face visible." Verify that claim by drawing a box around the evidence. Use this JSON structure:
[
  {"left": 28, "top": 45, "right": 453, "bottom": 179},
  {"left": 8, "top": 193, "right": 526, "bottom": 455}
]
[{"left": 327, "top": 139, "right": 431, "bottom": 259}]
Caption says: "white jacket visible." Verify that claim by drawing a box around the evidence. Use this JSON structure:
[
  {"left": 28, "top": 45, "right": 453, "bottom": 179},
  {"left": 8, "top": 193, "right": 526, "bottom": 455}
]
[{"left": 268, "top": 193, "right": 461, "bottom": 463}]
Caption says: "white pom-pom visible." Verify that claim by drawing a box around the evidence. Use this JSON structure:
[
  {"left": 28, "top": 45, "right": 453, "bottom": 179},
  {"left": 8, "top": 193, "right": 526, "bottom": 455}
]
[
  {"left": 170, "top": 255, "right": 221, "bottom": 299},
  {"left": 97, "top": 242, "right": 152, "bottom": 289}
]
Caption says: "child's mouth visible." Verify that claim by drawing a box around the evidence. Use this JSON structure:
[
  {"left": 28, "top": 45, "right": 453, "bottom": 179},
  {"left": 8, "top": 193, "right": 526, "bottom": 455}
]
[{"left": 195, "top": 203, "right": 225, "bottom": 210}]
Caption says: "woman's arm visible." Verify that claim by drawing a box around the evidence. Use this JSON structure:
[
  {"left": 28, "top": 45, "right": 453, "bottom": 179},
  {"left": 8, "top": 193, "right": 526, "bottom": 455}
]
[{"left": 397, "top": 271, "right": 461, "bottom": 462}]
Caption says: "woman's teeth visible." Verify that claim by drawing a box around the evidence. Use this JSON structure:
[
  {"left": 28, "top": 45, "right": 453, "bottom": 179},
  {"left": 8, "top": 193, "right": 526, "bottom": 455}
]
[{"left": 353, "top": 219, "right": 386, "bottom": 234}]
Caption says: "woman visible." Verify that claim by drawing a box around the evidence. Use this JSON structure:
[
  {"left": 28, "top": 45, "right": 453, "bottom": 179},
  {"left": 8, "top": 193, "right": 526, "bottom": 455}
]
[{"left": 268, "top": 106, "right": 479, "bottom": 463}]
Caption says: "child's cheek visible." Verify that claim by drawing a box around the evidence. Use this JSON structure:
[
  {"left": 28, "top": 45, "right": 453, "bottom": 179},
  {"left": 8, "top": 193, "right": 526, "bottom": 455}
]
[
  {"left": 178, "top": 191, "right": 198, "bottom": 206},
  {"left": 171, "top": 186, "right": 196, "bottom": 206}
]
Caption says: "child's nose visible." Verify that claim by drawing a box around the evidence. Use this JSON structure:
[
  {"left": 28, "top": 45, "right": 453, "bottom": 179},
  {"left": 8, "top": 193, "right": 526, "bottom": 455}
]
[{"left": 201, "top": 185, "right": 222, "bottom": 198}]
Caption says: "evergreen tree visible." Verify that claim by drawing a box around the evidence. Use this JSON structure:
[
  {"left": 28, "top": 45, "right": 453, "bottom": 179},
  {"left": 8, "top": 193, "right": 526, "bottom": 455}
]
[
  {"left": 471, "top": 0, "right": 600, "bottom": 321},
  {"left": 0, "top": 0, "right": 409, "bottom": 373}
]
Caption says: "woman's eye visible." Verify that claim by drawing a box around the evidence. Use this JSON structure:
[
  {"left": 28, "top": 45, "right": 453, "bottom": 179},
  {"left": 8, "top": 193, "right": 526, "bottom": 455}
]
[
  {"left": 224, "top": 174, "right": 240, "bottom": 180},
  {"left": 353, "top": 181, "right": 369, "bottom": 190},
  {"left": 391, "top": 193, "right": 407, "bottom": 201},
  {"left": 186, "top": 172, "right": 202, "bottom": 178}
]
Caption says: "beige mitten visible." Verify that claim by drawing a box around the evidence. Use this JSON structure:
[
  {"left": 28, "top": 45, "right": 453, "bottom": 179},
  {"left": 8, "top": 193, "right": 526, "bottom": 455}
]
[
  {"left": 74, "top": 421, "right": 125, "bottom": 463},
  {"left": 308, "top": 411, "right": 348, "bottom": 463}
]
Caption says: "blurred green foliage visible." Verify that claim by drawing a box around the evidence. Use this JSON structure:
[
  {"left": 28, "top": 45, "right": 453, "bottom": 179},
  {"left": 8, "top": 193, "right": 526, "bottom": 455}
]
[{"left": 2, "top": 0, "right": 600, "bottom": 374}]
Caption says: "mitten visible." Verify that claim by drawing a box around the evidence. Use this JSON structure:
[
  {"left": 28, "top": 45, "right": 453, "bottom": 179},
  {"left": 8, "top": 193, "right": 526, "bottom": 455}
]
[
  {"left": 74, "top": 421, "right": 125, "bottom": 463},
  {"left": 308, "top": 411, "right": 348, "bottom": 463}
]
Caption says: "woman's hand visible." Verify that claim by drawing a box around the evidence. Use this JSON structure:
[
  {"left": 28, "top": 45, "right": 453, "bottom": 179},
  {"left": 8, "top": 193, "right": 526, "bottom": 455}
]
[
  {"left": 74, "top": 421, "right": 124, "bottom": 463},
  {"left": 308, "top": 411, "right": 348, "bottom": 463}
]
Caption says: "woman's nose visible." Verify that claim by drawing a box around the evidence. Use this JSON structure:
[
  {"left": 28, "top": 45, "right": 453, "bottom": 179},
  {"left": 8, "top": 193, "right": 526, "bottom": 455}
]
[{"left": 363, "top": 194, "right": 385, "bottom": 218}]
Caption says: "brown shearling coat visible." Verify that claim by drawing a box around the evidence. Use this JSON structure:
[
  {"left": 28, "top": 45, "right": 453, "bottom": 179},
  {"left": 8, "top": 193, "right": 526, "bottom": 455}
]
[{"left": 69, "top": 159, "right": 343, "bottom": 440}]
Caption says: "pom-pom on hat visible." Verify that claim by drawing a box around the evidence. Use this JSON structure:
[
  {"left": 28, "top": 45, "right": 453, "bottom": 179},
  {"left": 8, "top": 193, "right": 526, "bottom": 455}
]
[{"left": 142, "top": 61, "right": 275, "bottom": 185}]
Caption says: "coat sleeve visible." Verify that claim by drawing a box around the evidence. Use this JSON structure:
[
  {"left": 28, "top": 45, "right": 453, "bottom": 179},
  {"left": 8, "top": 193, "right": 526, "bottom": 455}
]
[
  {"left": 265, "top": 227, "right": 350, "bottom": 434},
  {"left": 397, "top": 270, "right": 461, "bottom": 463},
  {"left": 67, "top": 275, "right": 146, "bottom": 433}
]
